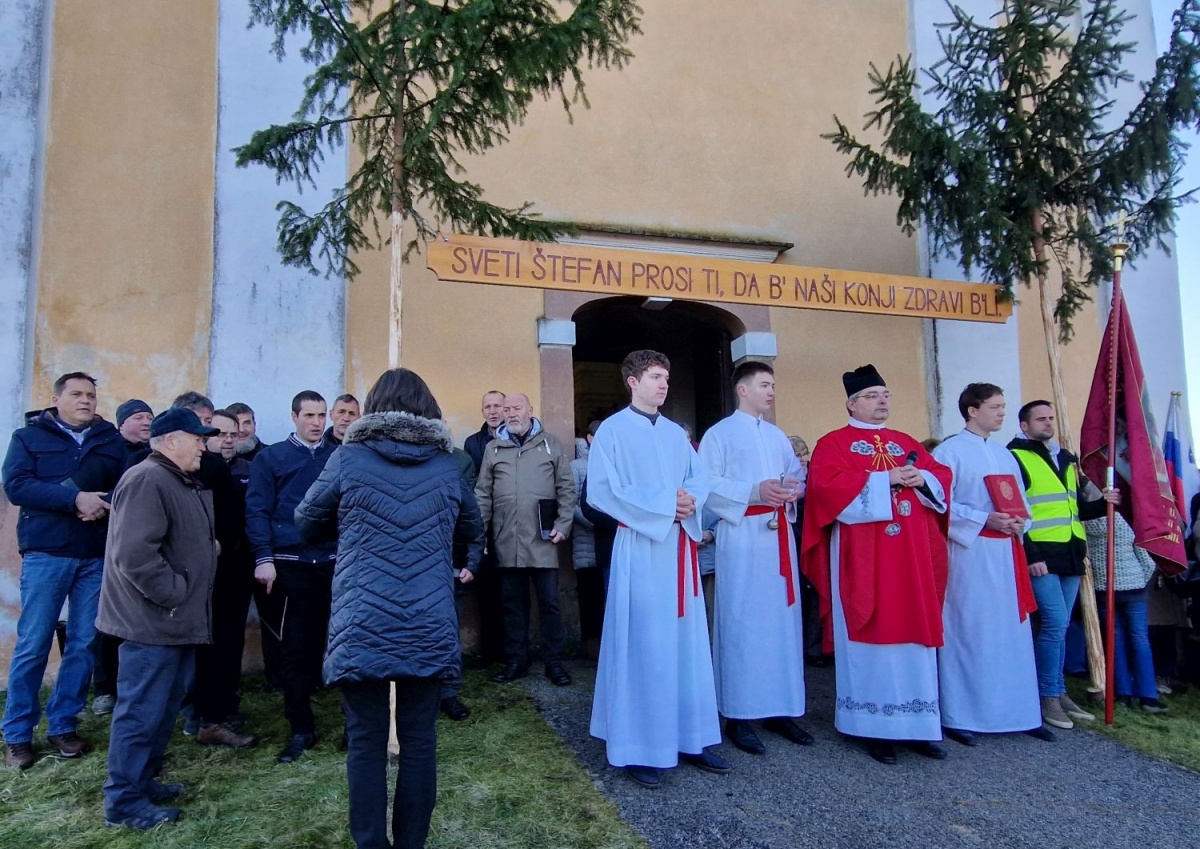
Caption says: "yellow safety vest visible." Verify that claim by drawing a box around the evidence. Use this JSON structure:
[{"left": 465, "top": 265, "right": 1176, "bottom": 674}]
[{"left": 1011, "top": 449, "right": 1086, "bottom": 543}]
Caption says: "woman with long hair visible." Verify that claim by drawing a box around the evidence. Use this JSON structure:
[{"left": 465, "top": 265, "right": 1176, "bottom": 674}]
[{"left": 296, "top": 368, "right": 483, "bottom": 849}]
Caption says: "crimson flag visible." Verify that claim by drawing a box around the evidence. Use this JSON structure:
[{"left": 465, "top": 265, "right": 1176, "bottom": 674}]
[{"left": 1080, "top": 293, "right": 1187, "bottom": 575}]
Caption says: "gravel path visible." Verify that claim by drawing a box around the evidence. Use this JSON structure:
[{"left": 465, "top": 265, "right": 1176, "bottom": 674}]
[{"left": 521, "top": 659, "right": 1197, "bottom": 849}]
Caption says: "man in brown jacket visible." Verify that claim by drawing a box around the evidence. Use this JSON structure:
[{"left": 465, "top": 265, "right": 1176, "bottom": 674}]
[
  {"left": 476, "top": 393, "right": 575, "bottom": 686},
  {"left": 96, "top": 408, "right": 219, "bottom": 830}
]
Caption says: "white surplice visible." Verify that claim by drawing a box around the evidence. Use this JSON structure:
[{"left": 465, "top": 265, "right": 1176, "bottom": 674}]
[
  {"left": 830, "top": 419, "right": 944, "bottom": 741},
  {"left": 932, "top": 429, "right": 1041, "bottom": 733},
  {"left": 587, "top": 407, "right": 720, "bottom": 768},
  {"left": 700, "top": 410, "right": 807, "bottom": 719}
]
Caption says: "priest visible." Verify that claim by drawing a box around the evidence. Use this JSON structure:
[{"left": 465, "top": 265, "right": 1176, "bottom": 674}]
[
  {"left": 699, "top": 362, "right": 812, "bottom": 754},
  {"left": 587, "top": 349, "right": 729, "bottom": 789},
  {"left": 932, "top": 383, "right": 1045, "bottom": 746},
  {"left": 801, "top": 365, "right": 952, "bottom": 765}
]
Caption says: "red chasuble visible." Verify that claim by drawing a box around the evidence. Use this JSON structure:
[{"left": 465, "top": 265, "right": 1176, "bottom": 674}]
[{"left": 800, "top": 425, "right": 952, "bottom": 651}]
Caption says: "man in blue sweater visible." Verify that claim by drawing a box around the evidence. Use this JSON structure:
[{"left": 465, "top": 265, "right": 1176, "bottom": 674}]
[
  {"left": 246, "top": 390, "right": 338, "bottom": 763},
  {"left": 2, "top": 372, "right": 125, "bottom": 769}
]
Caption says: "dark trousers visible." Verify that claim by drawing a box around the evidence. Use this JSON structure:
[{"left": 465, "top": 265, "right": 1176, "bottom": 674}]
[
  {"left": 253, "top": 580, "right": 285, "bottom": 687},
  {"left": 440, "top": 583, "right": 467, "bottom": 700},
  {"left": 193, "top": 556, "right": 255, "bottom": 723},
  {"left": 91, "top": 633, "right": 122, "bottom": 697},
  {"left": 474, "top": 546, "right": 506, "bottom": 664},
  {"left": 576, "top": 567, "right": 606, "bottom": 644},
  {"left": 104, "top": 642, "right": 194, "bottom": 819},
  {"left": 277, "top": 561, "right": 334, "bottom": 736},
  {"left": 800, "top": 576, "right": 823, "bottom": 658},
  {"left": 342, "top": 677, "right": 441, "bottom": 849},
  {"left": 500, "top": 568, "right": 564, "bottom": 667}
]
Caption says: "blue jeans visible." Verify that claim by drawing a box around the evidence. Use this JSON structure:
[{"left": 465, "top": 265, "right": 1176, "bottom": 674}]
[
  {"left": 1, "top": 553, "right": 103, "bottom": 743},
  {"left": 103, "top": 642, "right": 195, "bottom": 819},
  {"left": 1030, "top": 573, "right": 1081, "bottom": 698},
  {"left": 1098, "top": 596, "right": 1158, "bottom": 700}
]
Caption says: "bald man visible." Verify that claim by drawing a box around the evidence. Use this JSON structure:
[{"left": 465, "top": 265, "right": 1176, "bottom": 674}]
[{"left": 475, "top": 393, "right": 575, "bottom": 686}]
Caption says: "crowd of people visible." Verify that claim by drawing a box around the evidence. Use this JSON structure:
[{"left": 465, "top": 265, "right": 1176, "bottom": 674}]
[{"left": 0, "top": 350, "right": 1186, "bottom": 846}]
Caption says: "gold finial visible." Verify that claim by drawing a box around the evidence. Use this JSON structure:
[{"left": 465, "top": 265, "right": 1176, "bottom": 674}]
[{"left": 1111, "top": 211, "right": 1130, "bottom": 271}]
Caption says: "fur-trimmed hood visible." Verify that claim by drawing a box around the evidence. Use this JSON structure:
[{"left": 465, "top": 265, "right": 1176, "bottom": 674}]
[{"left": 344, "top": 412, "right": 453, "bottom": 452}]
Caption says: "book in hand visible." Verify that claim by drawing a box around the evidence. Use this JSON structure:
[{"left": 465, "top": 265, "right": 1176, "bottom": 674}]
[
  {"left": 984, "top": 474, "right": 1029, "bottom": 520},
  {"left": 538, "top": 499, "right": 557, "bottom": 541}
]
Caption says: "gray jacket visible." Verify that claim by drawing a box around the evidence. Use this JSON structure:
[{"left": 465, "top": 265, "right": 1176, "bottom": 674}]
[
  {"left": 475, "top": 418, "right": 574, "bottom": 570},
  {"left": 96, "top": 453, "right": 216, "bottom": 645},
  {"left": 570, "top": 447, "right": 596, "bottom": 570}
]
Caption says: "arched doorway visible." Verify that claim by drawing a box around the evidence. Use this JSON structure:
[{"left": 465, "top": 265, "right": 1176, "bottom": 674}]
[{"left": 571, "top": 297, "right": 746, "bottom": 440}]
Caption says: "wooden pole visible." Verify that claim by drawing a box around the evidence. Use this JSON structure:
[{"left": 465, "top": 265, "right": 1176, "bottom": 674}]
[
  {"left": 1102, "top": 241, "right": 1129, "bottom": 726},
  {"left": 1032, "top": 209, "right": 1106, "bottom": 692}
]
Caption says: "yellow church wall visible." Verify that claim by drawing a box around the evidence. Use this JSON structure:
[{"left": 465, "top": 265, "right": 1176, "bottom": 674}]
[
  {"left": 32, "top": 0, "right": 219, "bottom": 418},
  {"left": 408, "top": 0, "right": 930, "bottom": 440},
  {"left": 0, "top": 0, "right": 219, "bottom": 681}
]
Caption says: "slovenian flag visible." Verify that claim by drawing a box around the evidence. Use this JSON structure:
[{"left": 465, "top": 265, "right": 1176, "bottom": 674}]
[{"left": 1163, "top": 392, "right": 1190, "bottom": 532}]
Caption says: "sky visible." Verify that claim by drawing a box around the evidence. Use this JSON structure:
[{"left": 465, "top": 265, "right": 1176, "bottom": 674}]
[
  {"left": 1152, "top": 0, "right": 1198, "bottom": 450},
  {"left": 1158, "top": 7, "right": 1200, "bottom": 451}
]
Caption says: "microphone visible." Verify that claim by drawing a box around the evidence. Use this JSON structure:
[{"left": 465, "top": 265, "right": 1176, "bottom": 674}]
[{"left": 900, "top": 450, "right": 941, "bottom": 508}]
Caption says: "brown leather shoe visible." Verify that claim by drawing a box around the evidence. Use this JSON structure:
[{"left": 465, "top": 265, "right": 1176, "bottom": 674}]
[
  {"left": 46, "top": 731, "right": 87, "bottom": 758},
  {"left": 5, "top": 742, "right": 35, "bottom": 769},
  {"left": 196, "top": 723, "right": 256, "bottom": 748}
]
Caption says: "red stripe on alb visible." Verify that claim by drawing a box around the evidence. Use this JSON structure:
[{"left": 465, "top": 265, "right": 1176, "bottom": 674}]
[
  {"left": 745, "top": 505, "right": 796, "bottom": 606},
  {"left": 979, "top": 527, "right": 1037, "bottom": 622},
  {"left": 618, "top": 522, "right": 699, "bottom": 618}
]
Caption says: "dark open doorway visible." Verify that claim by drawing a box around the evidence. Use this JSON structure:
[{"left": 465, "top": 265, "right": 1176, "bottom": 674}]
[{"left": 571, "top": 297, "right": 744, "bottom": 441}]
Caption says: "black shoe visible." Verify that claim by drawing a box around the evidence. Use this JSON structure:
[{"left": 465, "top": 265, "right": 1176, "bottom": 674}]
[
  {"left": 105, "top": 805, "right": 181, "bottom": 830},
  {"left": 277, "top": 734, "right": 315, "bottom": 764},
  {"left": 867, "top": 740, "right": 897, "bottom": 765},
  {"left": 943, "top": 727, "right": 977, "bottom": 747},
  {"left": 545, "top": 662, "right": 572, "bottom": 687},
  {"left": 726, "top": 720, "right": 766, "bottom": 755},
  {"left": 440, "top": 697, "right": 471, "bottom": 721},
  {"left": 490, "top": 663, "right": 530, "bottom": 684},
  {"left": 680, "top": 748, "right": 732, "bottom": 774},
  {"left": 908, "top": 740, "right": 948, "bottom": 760},
  {"left": 147, "top": 781, "right": 185, "bottom": 803},
  {"left": 625, "top": 765, "right": 661, "bottom": 788},
  {"left": 1025, "top": 725, "right": 1056, "bottom": 742},
  {"left": 762, "top": 717, "right": 815, "bottom": 746}
]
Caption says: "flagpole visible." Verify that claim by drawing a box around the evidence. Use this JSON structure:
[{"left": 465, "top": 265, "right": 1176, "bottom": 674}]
[{"left": 1103, "top": 237, "right": 1128, "bottom": 726}]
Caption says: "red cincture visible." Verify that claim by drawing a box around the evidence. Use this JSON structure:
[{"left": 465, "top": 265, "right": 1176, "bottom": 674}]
[
  {"left": 618, "top": 522, "right": 700, "bottom": 617},
  {"left": 745, "top": 505, "right": 796, "bottom": 606}
]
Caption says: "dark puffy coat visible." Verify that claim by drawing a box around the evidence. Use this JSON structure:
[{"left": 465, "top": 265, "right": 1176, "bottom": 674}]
[
  {"left": 2, "top": 411, "right": 124, "bottom": 557},
  {"left": 295, "top": 412, "right": 484, "bottom": 685}
]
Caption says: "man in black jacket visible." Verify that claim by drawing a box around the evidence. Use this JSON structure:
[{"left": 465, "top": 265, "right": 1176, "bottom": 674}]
[
  {"left": 463, "top": 390, "right": 507, "bottom": 666},
  {"left": 2, "top": 372, "right": 125, "bottom": 769},
  {"left": 247, "top": 391, "right": 338, "bottom": 763},
  {"left": 1008, "top": 400, "right": 1117, "bottom": 730}
]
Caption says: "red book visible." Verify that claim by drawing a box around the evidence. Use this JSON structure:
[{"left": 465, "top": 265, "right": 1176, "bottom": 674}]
[{"left": 984, "top": 474, "right": 1029, "bottom": 520}]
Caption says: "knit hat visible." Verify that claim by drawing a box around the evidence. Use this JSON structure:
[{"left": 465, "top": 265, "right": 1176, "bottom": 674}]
[{"left": 116, "top": 399, "right": 153, "bottom": 427}]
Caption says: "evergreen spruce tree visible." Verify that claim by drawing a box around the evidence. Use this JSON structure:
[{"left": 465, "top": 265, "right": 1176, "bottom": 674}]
[
  {"left": 825, "top": 0, "right": 1200, "bottom": 443},
  {"left": 235, "top": 0, "right": 641, "bottom": 365}
]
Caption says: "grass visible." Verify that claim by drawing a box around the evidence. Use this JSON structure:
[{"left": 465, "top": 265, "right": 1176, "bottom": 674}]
[
  {"left": 0, "top": 670, "right": 646, "bottom": 849},
  {"left": 1067, "top": 677, "right": 1200, "bottom": 772}
]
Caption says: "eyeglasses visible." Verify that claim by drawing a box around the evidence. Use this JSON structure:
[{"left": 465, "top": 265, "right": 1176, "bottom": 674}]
[
  {"left": 215, "top": 431, "right": 238, "bottom": 440},
  {"left": 857, "top": 392, "right": 892, "bottom": 402}
]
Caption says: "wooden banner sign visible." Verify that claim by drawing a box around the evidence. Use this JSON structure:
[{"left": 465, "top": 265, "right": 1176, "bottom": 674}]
[{"left": 426, "top": 234, "right": 1012, "bottom": 323}]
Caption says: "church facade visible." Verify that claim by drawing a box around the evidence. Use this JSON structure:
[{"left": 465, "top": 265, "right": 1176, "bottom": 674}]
[{"left": 0, "top": 0, "right": 1190, "bottom": 675}]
